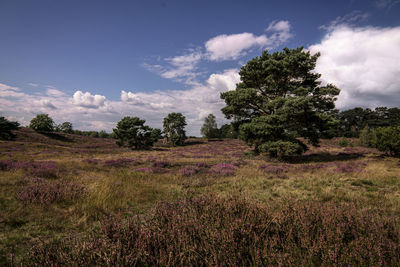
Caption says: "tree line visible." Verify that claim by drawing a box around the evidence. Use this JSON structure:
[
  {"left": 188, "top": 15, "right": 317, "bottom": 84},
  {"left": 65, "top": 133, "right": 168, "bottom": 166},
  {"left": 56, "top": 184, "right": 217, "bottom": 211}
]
[{"left": 1, "top": 47, "right": 400, "bottom": 157}]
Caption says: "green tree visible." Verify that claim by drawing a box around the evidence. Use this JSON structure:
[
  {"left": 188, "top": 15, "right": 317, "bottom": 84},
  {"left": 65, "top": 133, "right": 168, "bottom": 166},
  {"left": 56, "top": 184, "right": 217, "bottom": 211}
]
[
  {"left": 58, "top": 122, "right": 73, "bottom": 133},
  {"left": 374, "top": 126, "right": 400, "bottom": 156},
  {"left": 201, "top": 114, "right": 219, "bottom": 138},
  {"left": 29, "top": 114, "right": 55, "bottom": 132},
  {"left": 163, "top": 113, "right": 187, "bottom": 146},
  {"left": 0, "top": 116, "right": 20, "bottom": 140},
  {"left": 221, "top": 47, "right": 340, "bottom": 158},
  {"left": 113, "top": 116, "right": 156, "bottom": 149}
]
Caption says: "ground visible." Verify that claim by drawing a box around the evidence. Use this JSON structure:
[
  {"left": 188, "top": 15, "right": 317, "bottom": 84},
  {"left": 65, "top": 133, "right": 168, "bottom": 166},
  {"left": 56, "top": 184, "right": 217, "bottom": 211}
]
[{"left": 1, "top": 128, "right": 400, "bottom": 265}]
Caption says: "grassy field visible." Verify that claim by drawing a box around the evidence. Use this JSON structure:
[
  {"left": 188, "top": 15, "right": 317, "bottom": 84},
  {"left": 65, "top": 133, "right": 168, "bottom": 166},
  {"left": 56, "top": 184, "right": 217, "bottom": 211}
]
[{"left": 1, "top": 128, "right": 400, "bottom": 265}]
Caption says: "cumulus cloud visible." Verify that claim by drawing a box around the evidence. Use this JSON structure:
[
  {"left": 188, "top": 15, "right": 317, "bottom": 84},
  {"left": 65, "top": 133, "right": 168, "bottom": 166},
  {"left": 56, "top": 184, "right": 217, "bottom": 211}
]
[
  {"left": 205, "top": 33, "right": 269, "bottom": 61},
  {"left": 73, "top": 90, "right": 106, "bottom": 109},
  {"left": 145, "top": 20, "right": 292, "bottom": 82},
  {"left": 38, "top": 99, "right": 57, "bottom": 110},
  {"left": 309, "top": 25, "right": 400, "bottom": 109},
  {"left": 205, "top": 20, "right": 292, "bottom": 61}
]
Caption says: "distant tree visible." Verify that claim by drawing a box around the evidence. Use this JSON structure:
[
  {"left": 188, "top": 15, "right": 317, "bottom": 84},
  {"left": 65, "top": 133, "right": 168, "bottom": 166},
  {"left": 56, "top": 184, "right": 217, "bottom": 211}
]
[
  {"left": 0, "top": 116, "right": 20, "bottom": 140},
  {"left": 113, "top": 116, "right": 156, "bottom": 149},
  {"left": 163, "top": 113, "right": 187, "bottom": 146},
  {"left": 99, "top": 130, "right": 109, "bottom": 138},
  {"left": 29, "top": 114, "right": 55, "bottom": 132},
  {"left": 221, "top": 47, "right": 340, "bottom": 158},
  {"left": 150, "top": 128, "right": 162, "bottom": 142},
  {"left": 374, "top": 126, "right": 400, "bottom": 156},
  {"left": 58, "top": 122, "right": 73, "bottom": 133},
  {"left": 201, "top": 114, "right": 219, "bottom": 138},
  {"left": 219, "top": 123, "right": 238, "bottom": 139}
]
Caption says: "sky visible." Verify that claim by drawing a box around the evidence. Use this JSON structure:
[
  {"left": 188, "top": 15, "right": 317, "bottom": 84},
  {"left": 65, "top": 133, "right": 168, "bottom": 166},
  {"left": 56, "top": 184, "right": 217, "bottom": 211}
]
[{"left": 1, "top": 0, "right": 400, "bottom": 136}]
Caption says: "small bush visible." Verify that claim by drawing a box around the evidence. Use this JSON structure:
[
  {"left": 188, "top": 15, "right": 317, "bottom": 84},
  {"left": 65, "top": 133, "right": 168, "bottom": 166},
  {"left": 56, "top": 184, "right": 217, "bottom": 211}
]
[{"left": 374, "top": 126, "right": 400, "bottom": 156}]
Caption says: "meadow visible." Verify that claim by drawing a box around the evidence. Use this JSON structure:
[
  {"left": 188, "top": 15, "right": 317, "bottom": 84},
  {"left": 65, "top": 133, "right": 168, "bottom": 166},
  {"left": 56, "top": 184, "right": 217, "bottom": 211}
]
[{"left": 1, "top": 128, "right": 400, "bottom": 265}]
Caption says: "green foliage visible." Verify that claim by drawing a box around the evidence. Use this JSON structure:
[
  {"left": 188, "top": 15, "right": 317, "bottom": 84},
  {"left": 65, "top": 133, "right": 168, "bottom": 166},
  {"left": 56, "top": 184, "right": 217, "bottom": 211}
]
[
  {"left": 58, "top": 122, "right": 73, "bottom": 133},
  {"left": 163, "top": 113, "right": 187, "bottom": 146},
  {"left": 113, "top": 117, "right": 156, "bottom": 149},
  {"left": 0, "top": 116, "right": 20, "bottom": 140},
  {"left": 221, "top": 47, "right": 340, "bottom": 158},
  {"left": 150, "top": 128, "right": 162, "bottom": 141},
  {"left": 337, "top": 107, "right": 400, "bottom": 137},
  {"left": 374, "top": 126, "right": 400, "bottom": 156},
  {"left": 29, "top": 114, "right": 55, "bottom": 132},
  {"left": 201, "top": 114, "right": 219, "bottom": 138},
  {"left": 338, "top": 137, "right": 349, "bottom": 147},
  {"left": 219, "top": 123, "right": 238, "bottom": 139},
  {"left": 358, "top": 125, "right": 376, "bottom": 147}
]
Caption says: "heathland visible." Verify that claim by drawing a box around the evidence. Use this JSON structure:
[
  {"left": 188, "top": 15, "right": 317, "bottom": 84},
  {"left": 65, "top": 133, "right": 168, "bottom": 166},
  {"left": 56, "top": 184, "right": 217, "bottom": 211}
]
[{"left": 1, "top": 128, "right": 400, "bottom": 265}]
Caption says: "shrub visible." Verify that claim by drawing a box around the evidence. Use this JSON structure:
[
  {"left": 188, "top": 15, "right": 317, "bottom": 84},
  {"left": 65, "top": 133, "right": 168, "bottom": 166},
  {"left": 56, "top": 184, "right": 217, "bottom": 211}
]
[
  {"left": 374, "top": 126, "right": 400, "bottom": 156},
  {"left": 27, "top": 194, "right": 400, "bottom": 266}
]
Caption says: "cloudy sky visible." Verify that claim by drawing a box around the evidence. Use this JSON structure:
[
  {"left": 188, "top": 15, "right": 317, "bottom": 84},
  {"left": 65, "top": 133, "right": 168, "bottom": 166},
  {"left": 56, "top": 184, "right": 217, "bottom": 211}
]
[{"left": 1, "top": 0, "right": 400, "bottom": 136}]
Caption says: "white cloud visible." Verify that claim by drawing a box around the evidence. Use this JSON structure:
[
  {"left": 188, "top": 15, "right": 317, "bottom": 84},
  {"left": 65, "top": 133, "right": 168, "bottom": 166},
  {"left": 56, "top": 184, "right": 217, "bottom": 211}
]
[
  {"left": 205, "top": 20, "right": 292, "bottom": 61},
  {"left": 0, "top": 83, "right": 20, "bottom": 92},
  {"left": 38, "top": 99, "right": 57, "bottom": 110},
  {"left": 205, "top": 33, "right": 269, "bottom": 61},
  {"left": 28, "top": 83, "right": 39, "bottom": 87},
  {"left": 73, "top": 90, "right": 106, "bottom": 109},
  {"left": 207, "top": 69, "right": 240, "bottom": 92},
  {"left": 143, "top": 49, "right": 203, "bottom": 85},
  {"left": 309, "top": 25, "right": 400, "bottom": 109},
  {"left": 46, "top": 88, "right": 66, "bottom": 97}
]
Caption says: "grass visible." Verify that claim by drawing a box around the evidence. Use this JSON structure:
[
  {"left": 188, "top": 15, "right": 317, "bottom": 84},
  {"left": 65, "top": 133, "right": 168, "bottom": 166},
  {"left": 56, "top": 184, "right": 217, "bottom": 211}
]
[{"left": 1, "top": 128, "right": 400, "bottom": 265}]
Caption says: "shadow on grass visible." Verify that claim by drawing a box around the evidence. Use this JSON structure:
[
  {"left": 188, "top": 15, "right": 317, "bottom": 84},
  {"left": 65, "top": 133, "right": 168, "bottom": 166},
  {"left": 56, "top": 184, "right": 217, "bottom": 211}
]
[
  {"left": 284, "top": 152, "right": 364, "bottom": 164},
  {"left": 41, "top": 132, "right": 73, "bottom": 142}
]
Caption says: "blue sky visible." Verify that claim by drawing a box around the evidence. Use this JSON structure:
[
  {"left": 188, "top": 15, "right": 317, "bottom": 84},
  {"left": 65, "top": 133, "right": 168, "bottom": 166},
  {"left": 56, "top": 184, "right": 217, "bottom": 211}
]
[{"left": 1, "top": 0, "right": 400, "bottom": 136}]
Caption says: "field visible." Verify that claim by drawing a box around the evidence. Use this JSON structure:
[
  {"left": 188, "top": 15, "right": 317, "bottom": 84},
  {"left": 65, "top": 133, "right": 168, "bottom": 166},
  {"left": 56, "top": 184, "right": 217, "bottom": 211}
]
[{"left": 1, "top": 128, "right": 400, "bottom": 265}]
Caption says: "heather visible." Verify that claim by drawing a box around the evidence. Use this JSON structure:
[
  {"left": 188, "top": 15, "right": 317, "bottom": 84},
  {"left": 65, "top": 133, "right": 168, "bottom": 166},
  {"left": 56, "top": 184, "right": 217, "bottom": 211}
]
[
  {"left": 27, "top": 194, "right": 400, "bottom": 266},
  {"left": 1, "top": 129, "right": 400, "bottom": 265}
]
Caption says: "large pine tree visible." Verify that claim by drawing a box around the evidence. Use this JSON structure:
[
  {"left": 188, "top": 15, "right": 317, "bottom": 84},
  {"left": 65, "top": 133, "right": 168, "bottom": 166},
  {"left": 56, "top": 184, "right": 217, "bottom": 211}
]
[{"left": 221, "top": 47, "right": 340, "bottom": 158}]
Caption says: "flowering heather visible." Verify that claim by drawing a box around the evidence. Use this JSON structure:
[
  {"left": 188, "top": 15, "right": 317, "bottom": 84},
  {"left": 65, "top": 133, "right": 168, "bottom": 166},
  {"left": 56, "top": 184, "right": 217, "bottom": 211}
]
[
  {"left": 27, "top": 194, "right": 400, "bottom": 266},
  {"left": 152, "top": 161, "right": 171, "bottom": 168},
  {"left": 196, "top": 162, "right": 209, "bottom": 168},
  {"left": 179, "top": 166, "right": 200, "bottom": 176},
  {"left": 103, "top": 158, "right": 138, "bottom": 167},
  {"left": 17, "top": 180, "right": 85, "bottom": 204},
  {"left": 0, "top": 160, "right": 60, "bottom": 178},
  {"left": 209, "top": 163, "right": 237, "bottom": 176},
  {"left": 334, "top": 161, "right": 367, "bottom": 173}
]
